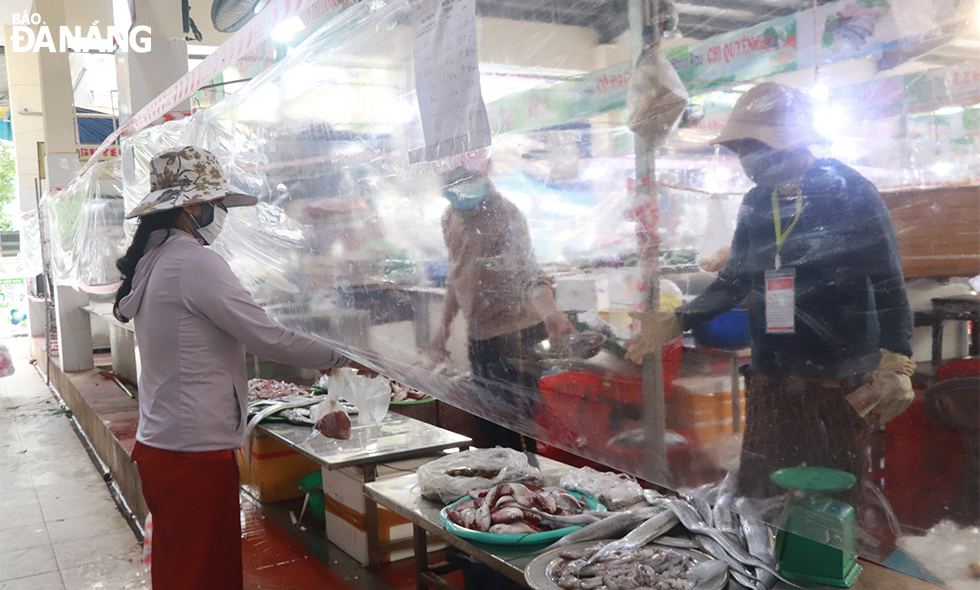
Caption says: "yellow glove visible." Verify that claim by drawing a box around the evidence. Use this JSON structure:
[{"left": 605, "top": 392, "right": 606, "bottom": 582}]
[
  {"left": 624, "top": 311, "right": 683, "bottom": 363},
  {"left": 868, "top": 349, "right": 916, "bottom": 424}
]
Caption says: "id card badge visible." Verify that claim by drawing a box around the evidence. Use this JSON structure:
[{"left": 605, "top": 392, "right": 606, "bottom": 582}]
[{"left": 764, "top": 268, "right": 795, "bottom": 334}]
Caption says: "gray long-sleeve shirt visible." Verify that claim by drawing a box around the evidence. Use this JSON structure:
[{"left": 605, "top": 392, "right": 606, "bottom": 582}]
[{"left": 118, "top": 229, "right": 348, "bottom": 452}]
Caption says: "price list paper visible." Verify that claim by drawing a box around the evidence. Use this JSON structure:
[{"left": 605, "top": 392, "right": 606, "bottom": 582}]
[{"left": 410, "top": 0, "right": 492, "bottom": 164}]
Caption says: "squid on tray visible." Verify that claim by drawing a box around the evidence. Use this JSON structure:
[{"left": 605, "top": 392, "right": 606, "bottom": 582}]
[{"left": 446, "top": 483, "right": 587, "bottom": 534}]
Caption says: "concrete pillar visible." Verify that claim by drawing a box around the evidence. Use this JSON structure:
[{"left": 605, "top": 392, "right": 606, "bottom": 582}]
[
  {"left": 113, "top": 0, "right": 189, "bottom": 120},
  {"left": 33, "top": 0, "right": 92, "bottom": 371},
  {"left": 54, "top": 285, "right": 93, "bottom": 371},
  {"left": 34, "top": 0, "right": 79, "bottom": 187}
]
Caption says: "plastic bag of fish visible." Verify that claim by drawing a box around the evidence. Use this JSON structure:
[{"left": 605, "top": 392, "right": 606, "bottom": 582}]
[
  {"left": 560, "top": 467, "right": 645, "bottom": 511},
  {"left": 447, "top": 483, "right": 587, "bottom": 535},
  {"left": 390, "top": 380, "right": 431, "bottom": 402},
  {"left": 417, "top": 448, "right": 543, "bottom": 504}
]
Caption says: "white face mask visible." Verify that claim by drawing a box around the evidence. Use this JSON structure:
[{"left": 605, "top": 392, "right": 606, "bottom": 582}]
[{"left": 189, "top": 202, "right": 227, "bottom": 246}]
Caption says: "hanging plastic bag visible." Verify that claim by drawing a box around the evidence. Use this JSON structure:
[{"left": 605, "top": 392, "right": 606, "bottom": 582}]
[
  {"left": 330, "top": 368, "right": 390, "bottom": 425},
  {"left": 311, "top": 375, "right": 352, "bottom": 440},
  {"left": 626, "top": 45, "right": 689, "bottom": 147},
  {"left": 697, "top": 197, "right": 736, "bottom": 272},
  {"left": 0, "top": 343, "right": 14, "bottom": 378}
]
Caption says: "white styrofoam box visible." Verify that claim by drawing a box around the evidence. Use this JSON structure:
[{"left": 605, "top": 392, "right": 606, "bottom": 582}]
[
  {"left": 555, "top": 276, "right": 598, "bottom": 311},
  {"left": 671, "top": 375, "right": 745, "bottom": 396},
  {"left": 322, "top": 456, "right": 444, "bottom": 565},
  {"left": 595, "top": 275, "right": 610, "bottom": 311},
  {"left": 323, "top": 508, "right": 416, "bottom": 565}
]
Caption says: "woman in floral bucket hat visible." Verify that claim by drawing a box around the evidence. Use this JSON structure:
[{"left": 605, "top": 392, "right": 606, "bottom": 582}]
[{"left": 114, "top": 146, "right": 374, "bottom": 590}]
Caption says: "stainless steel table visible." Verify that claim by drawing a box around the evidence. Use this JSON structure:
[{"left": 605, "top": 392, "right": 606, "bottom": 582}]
[
  {"left": 364, "top": 455, "right": 576, "bottom": 589},
  {"left": 259, "top": 414, "right": 471, "bottom": 569},
  {"left": 82, "top": 302, "right": 139, "bottom": 385}
]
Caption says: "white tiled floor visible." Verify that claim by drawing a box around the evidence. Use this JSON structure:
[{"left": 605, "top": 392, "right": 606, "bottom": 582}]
[{"left": 0, "top": 337, "right": 148, "bottom": 590}]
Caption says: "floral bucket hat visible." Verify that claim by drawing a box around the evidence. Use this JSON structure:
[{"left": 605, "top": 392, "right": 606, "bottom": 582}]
[{"left": 126, "top": 146, "right": 259, "bottom": 219}]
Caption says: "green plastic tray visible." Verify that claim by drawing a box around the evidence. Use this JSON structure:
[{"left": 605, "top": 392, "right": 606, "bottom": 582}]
[
  {"left": 440, "top": 491, "right": 605, "bottom": 546},
  {"left": 390, "top": 397, "right": 436, "bottom": 406}
]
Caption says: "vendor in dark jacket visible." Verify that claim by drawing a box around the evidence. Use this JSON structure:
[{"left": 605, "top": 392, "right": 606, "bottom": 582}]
[{"left": 626, "top": 82, "right": 914, "bottom": 499}]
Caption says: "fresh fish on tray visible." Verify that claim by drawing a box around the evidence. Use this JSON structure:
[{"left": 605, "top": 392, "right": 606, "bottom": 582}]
[
  {"left": 665, "top": 499, "right": 796, "bottom": 588},
  {"left": 540, "top": 506, "right": 662, "bottom": 552},
  {"left": 446, "top": 483, "right": 588, "bottom": 534},
  {"left": 525, "top": 541, "right": 727, "bottom": 590},
  {"left": 586, "top": 510, "right": 680, "bottom": 564}
]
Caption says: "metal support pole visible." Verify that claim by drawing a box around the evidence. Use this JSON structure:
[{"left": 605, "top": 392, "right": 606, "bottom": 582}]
[{"left": 629, "top": 0, "right": 669, "bottom": 486}]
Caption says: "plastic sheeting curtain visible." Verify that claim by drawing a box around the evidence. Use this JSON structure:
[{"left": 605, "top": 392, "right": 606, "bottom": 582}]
[
  {"left": 44, "top": 161, "right": 126, "bottom": 292},
  {"left": 120, "top": 0, "right": 979, "bottom": 574}
]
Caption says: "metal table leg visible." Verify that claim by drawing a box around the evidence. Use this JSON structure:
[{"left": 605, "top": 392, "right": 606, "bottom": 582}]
[
  {"left": 730, "top": 355, "right": 741, "bottom": 433},
  {"left": 413, "top": 525, "right": 459, "bottom": 590},
  {"left": 364, "top": 464, "right": 381, "bottom": 570}
]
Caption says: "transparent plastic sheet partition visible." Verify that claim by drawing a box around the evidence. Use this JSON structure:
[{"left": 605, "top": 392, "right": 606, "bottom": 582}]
[
  {"left": 43, "top": 160, "right": 126, "bottom": 293},
  {"left": 190, "top": 0, "right": 978, "bottom": 579},
  {"left": 17, "top": 210, "right": 43, "bottom": 278},
  {"left": 121, "top": 118, "right": 190, "bottom": 239}
]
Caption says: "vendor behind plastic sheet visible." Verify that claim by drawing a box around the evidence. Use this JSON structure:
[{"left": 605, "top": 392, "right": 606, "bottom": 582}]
[
  {"left": 625, "top": 83, "right": 914, "bottom": 503},
  {"left": 426, "top": 149, "right": 576, "bottom": 453},
  {"left": 112, "top": 146, "right": 375, "bottom": 590}
]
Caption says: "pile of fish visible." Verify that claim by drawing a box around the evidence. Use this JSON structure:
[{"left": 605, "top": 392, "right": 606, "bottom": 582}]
[
  {"left": 552, "top": 542, "right": 728, "bottom": 590},
  {"left": 390, "top": 381, "right": 430, "bottom": 402},
  {"left": 248, "top": 379, "right": 307, "bottom": 402},
  {"left": 539, "top": 491, "right": 788, "bottom": 590},
  {"left": 446, "top": 483, "right": 588, "bottom": 535}
]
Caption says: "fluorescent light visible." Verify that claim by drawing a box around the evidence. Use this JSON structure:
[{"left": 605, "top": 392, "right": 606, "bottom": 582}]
[
  {"left": 271, "top": 17, "right": 305, "bottom": 43},
  {"left": 934, "top": 106, "right": 964, "bottom": 116},
  {"left": 810, "top": 84, "right": 829, "bottom": 102},
  {"left": 930, "top": 162, "right": 954, "bottom": 176}
]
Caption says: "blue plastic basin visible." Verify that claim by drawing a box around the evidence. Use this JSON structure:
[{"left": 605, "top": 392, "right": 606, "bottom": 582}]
[{"left": 692, "top": 308, "right": 751, "bottom": 350}]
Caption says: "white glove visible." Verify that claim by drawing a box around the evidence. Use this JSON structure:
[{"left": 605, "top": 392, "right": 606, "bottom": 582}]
[
  {"left": 624, "top": 311, "right": 683, "bottom": 363},
  {"left": 867, "top": 349, "right": 916, "bottom": 424}
]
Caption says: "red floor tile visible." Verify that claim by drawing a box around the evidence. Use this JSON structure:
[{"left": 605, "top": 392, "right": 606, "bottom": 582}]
[{"left": 241, "top": 497, "right": 356, "bottom": 590}]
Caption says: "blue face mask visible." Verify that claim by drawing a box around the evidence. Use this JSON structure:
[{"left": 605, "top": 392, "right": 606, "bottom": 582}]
[{"left": 442, "top": 177, "right": 489, "bottom": 210}]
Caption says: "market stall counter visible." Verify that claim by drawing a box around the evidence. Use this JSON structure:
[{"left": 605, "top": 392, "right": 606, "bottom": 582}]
[
  {"left": 365, "top": 457, "right": 946, "bottom": 590},
  {"left": 256, "top": 415, "right": 471, "bottom": 569}
]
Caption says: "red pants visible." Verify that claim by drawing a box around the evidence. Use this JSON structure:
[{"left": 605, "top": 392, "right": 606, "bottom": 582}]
[{"left": 133, "top": 441, "right": 243, "bottom": 590}]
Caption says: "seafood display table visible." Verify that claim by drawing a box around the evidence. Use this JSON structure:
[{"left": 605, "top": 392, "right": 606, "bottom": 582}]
[
  {"left": 364, "top": 454, "right": 576, "bottom": 589},
  {"left": 257, "top": 415, "right": 471, "bottom": 569},
  {"left": 365, "top": 460, "right": 945, "bottom": 590}
]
